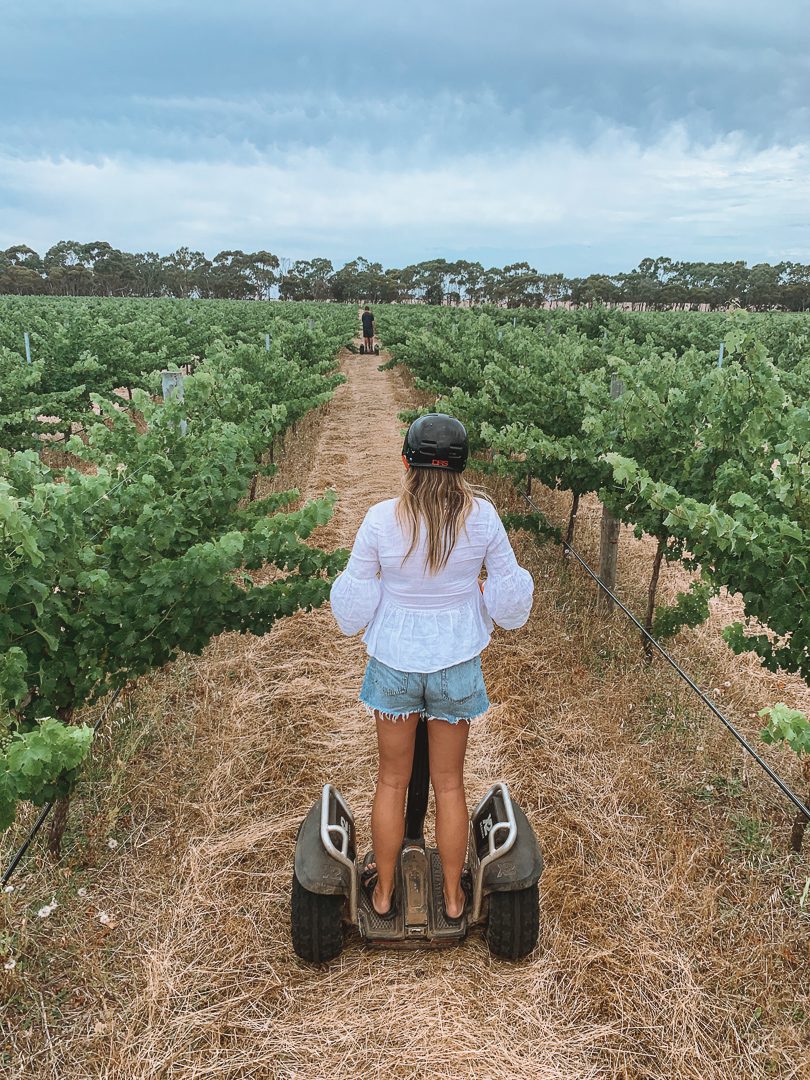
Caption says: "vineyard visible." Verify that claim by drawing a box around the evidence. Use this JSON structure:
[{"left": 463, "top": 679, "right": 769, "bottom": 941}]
[
  {"left": 0, "top": 298, "right": 354, "bottom": 839},
  {"left": 380, "top": 305, "right": 810, "bottom": 685},
  {"left": 1, "top": 298, "right": 810, "bottom": 1078}
]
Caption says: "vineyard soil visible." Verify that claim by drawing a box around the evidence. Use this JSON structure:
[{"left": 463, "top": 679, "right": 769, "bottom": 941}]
[{"left": 2, "top": 346, "right": 809, "bottom": 1079}]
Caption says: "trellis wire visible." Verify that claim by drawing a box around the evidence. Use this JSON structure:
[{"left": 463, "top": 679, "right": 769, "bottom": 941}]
[{"left": 521, "top": 486, "right": 810, "bottom": 823}]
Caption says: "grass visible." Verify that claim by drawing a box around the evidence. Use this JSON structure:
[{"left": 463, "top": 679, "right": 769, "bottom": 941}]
[
  {"left": 635, "top": 686, "right": 702, "bottom": 741},
  {"left": 729, "top": 814, "right": 774, "bottom": 862}
]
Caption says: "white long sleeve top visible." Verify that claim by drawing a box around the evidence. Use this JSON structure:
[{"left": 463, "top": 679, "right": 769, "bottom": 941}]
[{"left": 329, "top": 497, "right": 534, "bottom": 673}]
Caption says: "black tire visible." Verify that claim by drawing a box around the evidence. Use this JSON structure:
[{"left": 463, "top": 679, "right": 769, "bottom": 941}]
[
  {"left": 374, "top": 344, "right": 380, "bottom": 354},
  {"left": 359, "top": 344, "right": 366, "bottom": 354},
  {"left": 291, "top": 871, "right": 345, "bottom": 964},
  {"left": 485, "top": 883, "right": 540, "bottom": 960}
]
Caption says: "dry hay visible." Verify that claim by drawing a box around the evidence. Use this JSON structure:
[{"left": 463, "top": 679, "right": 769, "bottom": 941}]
[{"left": 1, "top": 347, "right": 809, "bottom": 1080}]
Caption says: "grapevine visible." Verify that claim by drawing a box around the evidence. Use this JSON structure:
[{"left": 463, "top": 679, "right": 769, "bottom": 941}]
[{"left": 0, "top": 300, "right": 355, "bottom": 837}]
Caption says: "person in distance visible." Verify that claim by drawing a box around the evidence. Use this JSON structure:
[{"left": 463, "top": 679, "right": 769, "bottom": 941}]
[
  {"left": 361, "top": 305, "right": 375, "bottom": 352},
  {"left": 330, "top": 414, "right": 534, "bottom": 922}
]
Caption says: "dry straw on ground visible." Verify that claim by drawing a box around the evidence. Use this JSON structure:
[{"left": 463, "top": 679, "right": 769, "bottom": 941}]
[{"left": 1, "top": 349, "right": 808, "bottom": 1080}]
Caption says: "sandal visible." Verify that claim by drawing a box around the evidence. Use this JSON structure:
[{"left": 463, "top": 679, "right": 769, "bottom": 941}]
[
  {"left": 442, "top": 869, "right": 472, "bottom": 925},
  {"left": 360, "top": 853, "right": 397, "bottom": 919}
]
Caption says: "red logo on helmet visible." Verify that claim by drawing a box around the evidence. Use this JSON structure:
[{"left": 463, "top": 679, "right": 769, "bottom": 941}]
[{"left": 432, "top": 459, "right": 449, "bottom": 467}]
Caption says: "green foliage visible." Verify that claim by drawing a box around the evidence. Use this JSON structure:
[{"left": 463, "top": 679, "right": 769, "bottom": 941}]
[
  {"left": 0, "top": 346, "right": 86, "bottom": 450},
  {"left": 4, "top": 245, "right": 810, "bottom": 309},
  {"left": 760, "top": 704, "right": 810, "bottom": 759},
  {"left": 500, "top": 512, "right": 562, "bottom": 545},
  {"left": 0, "top": 718, "right": 93, "bottom": 830},
  {"left": 606, "top": 453, "right": 810, "bottom": 681},
  {"left": 0, "top": 298, "right": 355, "bottom": 830},
  {"left": 0, "top": 296, "right": 353, "bottom": 439},
  {"left": 652, "top": 580, "right": 718, "bottom": 640}
]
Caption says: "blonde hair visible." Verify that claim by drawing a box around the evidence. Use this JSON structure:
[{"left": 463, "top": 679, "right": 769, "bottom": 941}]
[{"left": 395, "top": 466, "right": 479, "bottom": 574}]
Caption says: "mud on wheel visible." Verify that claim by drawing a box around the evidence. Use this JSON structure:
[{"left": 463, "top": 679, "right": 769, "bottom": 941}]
[
  {"left": 485, "top": 883, "right": 540, "bottom": 960},
  {"left": 291, "top": 871, "right": 345, "bottom": 964}
]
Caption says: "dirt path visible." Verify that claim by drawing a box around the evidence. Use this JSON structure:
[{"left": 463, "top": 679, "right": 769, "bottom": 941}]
[{"left": 6, "top": 348, "right": 808, "bottom": 1079}]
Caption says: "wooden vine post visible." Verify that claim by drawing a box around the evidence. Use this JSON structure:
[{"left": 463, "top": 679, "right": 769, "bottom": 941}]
[{"left": 598, "top": 374, "right": 624, "bottom": 611}]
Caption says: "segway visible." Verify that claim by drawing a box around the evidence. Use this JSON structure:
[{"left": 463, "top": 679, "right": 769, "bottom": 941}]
[
  {"left": 359, "top": 342, "right": 381, "bottom": 355},
  {"left": 291, "top": 717, "right": 543, "bottom": 963}
]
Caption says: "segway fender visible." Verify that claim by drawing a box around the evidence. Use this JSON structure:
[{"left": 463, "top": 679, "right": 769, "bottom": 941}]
[
  {"left": 294, "top": 800, "right": 352, "bottom": 896},
  {"left": 481, "top": 801, "right": 543, "bottom": 893}
]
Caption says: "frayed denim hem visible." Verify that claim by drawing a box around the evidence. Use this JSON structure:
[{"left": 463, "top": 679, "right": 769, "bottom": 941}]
[
  {"left": 359, "top": 699, "right": 423, "bottom": 723},
  {"left": 426, "top": 706, "right": 489, "bottom": 726},
  {"left": 360, "top": 699, "right": 488, "bottom": 725}
]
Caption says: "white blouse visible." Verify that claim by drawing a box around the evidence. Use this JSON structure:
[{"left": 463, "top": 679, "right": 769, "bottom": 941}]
[{"left": 329, "top": 497, "right": 534, "bottom": 673}]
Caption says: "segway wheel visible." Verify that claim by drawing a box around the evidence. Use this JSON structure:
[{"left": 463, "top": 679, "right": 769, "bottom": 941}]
[
  {"left": 359, "top": 343, "right": 366, "bottom": 354},
  {"left": 374, "top": 344, "right": 380, "bottom": 355},
  {"left": 291, "top": 871, "right": 345, "bottom": 963},
  {"left": 485, "top": 883, "right": 539, "bottom": 960}
]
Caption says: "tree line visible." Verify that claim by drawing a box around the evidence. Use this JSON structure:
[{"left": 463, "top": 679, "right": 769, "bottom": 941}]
[{"left": 2, "top": 243, "right": 810, "bottom": 310}]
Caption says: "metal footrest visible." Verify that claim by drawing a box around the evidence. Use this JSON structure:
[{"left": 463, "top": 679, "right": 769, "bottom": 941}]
[
  {"left": 358, "top": 858, "right": 405, "bottom": 940},
  {"left": 428, "top": 849, "right": 468, "bottom": 940},
  {"left": 357, "top": 846, "right": 466, "bottom": 944}
]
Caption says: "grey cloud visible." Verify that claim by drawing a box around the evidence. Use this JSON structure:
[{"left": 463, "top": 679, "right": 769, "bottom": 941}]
[
  {"left": 2, "top": 128, "right": 808, "bottom": 274},
  {"left": 2, "top": 0, "right": 809, "bottom": 159}
]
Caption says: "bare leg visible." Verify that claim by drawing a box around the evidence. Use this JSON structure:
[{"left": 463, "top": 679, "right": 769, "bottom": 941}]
[
  {"left": 427, "top": 718, "right": 470, "bottom": 917},
  {"left": 370, "top": 711, "right": 420, "bottom": 914}
]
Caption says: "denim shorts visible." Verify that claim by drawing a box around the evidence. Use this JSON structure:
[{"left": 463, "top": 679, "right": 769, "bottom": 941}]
[{"left": 360, "top": 655, "right": 490, "bottom": 725}]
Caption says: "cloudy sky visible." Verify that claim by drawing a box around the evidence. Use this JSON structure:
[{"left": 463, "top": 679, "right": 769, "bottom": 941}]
[{"left": 1, "top": 0, "right": 808, "bottom": 274}]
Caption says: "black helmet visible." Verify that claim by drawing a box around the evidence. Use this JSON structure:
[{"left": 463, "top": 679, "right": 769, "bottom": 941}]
[{"left": 403, "top": 413, "right": 469, "bottom": 472}]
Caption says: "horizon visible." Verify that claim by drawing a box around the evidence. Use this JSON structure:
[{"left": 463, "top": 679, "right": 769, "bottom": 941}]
[{"left": 3, "top": 243, "right": 804, "bottom": 280}]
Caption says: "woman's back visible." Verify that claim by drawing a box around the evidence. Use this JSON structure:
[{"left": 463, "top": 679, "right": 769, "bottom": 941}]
[
  {"left": 330, "top": 494, "right": 532, "bottom": 673},
  {"left": 371, "top": 496, "right": 493, "bottom": 609}
]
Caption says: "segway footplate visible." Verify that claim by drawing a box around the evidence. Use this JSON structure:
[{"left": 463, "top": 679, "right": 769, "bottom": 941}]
[
  {"left": 358, "top": 857, "right": 406, "bottom": 940},
  {"left": 358, "top": 846, "right": 466, "bottom": 945},
  {"left": 428, "top": 849, "right": 468, "bottom": 939}
]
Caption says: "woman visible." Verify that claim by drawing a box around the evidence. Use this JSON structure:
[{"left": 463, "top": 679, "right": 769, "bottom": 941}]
[{"left": 329, "top": 414, "right": 533, "bottom": 921}]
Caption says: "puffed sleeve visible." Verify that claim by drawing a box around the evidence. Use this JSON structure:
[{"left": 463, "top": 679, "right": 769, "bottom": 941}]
[
  {"left": 481, "top": 509, "right": 534, "bottom": 629},
  {"left": 329, "top": 506, "right": 383, "bottom": 635}
]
